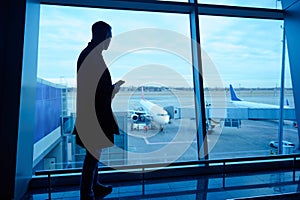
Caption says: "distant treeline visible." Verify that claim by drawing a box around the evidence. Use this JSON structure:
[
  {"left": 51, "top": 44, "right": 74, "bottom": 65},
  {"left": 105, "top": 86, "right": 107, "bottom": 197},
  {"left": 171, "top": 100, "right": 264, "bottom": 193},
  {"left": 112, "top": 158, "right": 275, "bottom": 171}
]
[
  {"left": 63, "top": 86, "right": 293, "bottom": 92},
  {"left": 121, "top": 86, "right": 193, "bottom": 92}
]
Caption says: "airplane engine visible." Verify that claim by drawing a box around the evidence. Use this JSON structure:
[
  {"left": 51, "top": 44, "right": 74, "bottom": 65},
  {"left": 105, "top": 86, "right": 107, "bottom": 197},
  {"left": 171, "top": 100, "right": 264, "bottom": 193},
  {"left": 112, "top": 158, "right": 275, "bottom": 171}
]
[{"left": 131, "top": 114, "right": 139, "bottom": 122}]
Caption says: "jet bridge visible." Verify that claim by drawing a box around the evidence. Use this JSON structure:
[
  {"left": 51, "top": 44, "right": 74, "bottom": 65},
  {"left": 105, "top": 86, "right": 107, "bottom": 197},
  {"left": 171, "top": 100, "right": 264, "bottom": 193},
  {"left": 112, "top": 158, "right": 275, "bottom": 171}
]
[
  {"left": 206, "top": 107, "right": 296, "bottom": 128},
  {"left": 207, "top": 107, "right": 296, "bottom": 120}
]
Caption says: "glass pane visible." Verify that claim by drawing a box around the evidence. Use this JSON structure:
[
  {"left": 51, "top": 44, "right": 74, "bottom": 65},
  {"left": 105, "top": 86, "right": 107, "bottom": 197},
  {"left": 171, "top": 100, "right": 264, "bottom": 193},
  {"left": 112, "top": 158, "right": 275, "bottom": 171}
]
[
  {"left": 199, "top": 0, "right": 282, "bottom": 9},
  {"left": 199, "top": 15, "right": 298, "bottom": 159},
  {"left": 282, "top": 42, "right": 298, "bottom": 154},
  {"left": 33, "top": 4, "right": 196, "bottom": 172}
]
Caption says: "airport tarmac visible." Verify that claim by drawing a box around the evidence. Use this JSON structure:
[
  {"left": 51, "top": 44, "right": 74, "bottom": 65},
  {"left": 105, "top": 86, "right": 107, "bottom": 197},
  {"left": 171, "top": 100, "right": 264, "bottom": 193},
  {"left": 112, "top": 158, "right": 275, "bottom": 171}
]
[
  {"left": 101, "top": 89, "right": 298, "bottom": 166},
  {"left": 208, "top": 119, "right": 299, "bottom": 159},
  {"left": 110, "top": 117, "right": 299, "bottom": 166}
]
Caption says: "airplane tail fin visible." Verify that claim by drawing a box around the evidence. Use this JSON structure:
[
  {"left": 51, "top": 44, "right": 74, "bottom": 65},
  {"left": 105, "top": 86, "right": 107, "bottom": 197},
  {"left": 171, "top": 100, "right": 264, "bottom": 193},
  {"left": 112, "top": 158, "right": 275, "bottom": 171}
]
[
  {"left": 229, "top": 84, "right": 242, "bottom": 101},
  {"left": 142, "top": 87, "right": 145, "bottom": 100}
]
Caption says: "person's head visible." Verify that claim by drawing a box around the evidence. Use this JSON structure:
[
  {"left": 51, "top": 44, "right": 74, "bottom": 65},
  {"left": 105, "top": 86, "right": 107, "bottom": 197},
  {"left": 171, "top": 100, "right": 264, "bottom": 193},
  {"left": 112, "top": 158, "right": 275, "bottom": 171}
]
[{"left": 91, "top": 21, "right": 112, "bottom": 49}]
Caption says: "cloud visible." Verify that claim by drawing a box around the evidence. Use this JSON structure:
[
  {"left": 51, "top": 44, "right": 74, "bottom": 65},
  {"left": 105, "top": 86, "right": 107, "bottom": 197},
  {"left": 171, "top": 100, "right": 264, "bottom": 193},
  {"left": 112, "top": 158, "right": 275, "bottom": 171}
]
[
  {"left": 38, "top": 4, "right": 285, "bottom": 88},
  {"left": 199, "top": 15, "right": 284, "bottom": 87},
  {"left": 38, "top": 5, "right": 191, "bottom": 82}
]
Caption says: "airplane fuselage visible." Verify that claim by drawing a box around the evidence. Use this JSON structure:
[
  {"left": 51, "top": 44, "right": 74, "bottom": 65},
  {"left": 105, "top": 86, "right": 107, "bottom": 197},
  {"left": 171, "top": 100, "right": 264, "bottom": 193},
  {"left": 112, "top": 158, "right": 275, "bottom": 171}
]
[
  {"left": 140, "top": 99, "right": 170, "bottom": 126},
  {"left": 229, "top": 100, "right": 286, "bottom": 109}
]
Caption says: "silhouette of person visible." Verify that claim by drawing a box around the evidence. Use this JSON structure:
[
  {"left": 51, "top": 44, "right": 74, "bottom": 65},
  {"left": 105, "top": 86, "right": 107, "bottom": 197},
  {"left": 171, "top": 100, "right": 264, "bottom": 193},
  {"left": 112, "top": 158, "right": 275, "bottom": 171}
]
[{"left": 73, "top": 21, "right": 125, "bottom": 200}]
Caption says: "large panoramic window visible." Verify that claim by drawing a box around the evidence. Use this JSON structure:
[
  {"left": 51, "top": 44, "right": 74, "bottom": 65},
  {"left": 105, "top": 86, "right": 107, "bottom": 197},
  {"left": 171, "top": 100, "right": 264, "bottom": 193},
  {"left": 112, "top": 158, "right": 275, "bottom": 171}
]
[
  {"left": 32, "top": 1, "right": 292, "bottom": 174},
  {"left": 34, "top": 4, "right": 196, "bottom": 171},
  {"left": 199, "top": 15, "right": 297, "bottom": 159}
]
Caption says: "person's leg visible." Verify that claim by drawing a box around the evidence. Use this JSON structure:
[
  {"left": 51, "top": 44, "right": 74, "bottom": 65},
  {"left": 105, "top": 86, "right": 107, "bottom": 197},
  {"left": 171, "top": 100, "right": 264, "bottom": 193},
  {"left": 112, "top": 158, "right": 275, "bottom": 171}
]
[
  {"left": 92, "top": 149, "right": 101, "bottom": 187},
  {"left": 80, "top": 150, "right": 98, "bottom": 200},
  {"left": 92, "top": 150, "right": 112, "bottom": 197},
  {"left": 93, "top": 163, "right": 100, "bottom": 186}
]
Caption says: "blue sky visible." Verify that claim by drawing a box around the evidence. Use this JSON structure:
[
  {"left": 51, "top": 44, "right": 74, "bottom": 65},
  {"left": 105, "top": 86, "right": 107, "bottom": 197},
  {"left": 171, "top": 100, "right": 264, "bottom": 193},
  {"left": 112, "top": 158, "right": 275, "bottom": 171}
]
[{"left": 37, "top": 1, "right": 292, "bottom": 88}]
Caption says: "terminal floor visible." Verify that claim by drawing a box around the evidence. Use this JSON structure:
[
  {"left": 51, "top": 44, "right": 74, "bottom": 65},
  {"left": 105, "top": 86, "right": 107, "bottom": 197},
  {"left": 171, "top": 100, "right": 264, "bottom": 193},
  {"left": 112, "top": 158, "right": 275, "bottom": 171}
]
[{"left": 25, "top": 169, "right": 300, "bottom": 200}]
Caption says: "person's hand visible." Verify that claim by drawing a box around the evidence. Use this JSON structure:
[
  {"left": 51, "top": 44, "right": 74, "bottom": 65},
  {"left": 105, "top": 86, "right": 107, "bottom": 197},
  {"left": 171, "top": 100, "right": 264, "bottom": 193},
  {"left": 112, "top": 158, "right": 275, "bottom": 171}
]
[
  {"left": 112, "top": 80, "right": 125, "bottom": 97},
  {"left": 114, "top": 80, "right": 125, "bottom": 87}
]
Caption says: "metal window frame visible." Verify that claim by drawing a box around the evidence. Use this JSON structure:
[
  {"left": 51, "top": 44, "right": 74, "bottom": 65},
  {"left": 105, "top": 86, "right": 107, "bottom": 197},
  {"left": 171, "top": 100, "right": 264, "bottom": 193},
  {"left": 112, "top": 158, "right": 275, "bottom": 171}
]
[{"left": 41, "top": 0, "right": 284, "bottom": 19}]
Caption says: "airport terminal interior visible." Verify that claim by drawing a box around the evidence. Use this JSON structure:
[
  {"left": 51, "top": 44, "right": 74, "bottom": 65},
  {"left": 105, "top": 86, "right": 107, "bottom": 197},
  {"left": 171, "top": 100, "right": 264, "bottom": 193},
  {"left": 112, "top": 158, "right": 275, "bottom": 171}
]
[{"left": 1, "top": 0, "right": 300, "bottom": 199}]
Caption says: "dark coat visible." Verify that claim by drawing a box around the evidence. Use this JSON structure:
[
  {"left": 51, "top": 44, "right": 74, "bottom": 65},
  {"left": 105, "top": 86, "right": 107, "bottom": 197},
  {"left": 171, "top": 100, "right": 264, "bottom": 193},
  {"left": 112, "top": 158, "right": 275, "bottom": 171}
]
[{"left": 73, "top": 42, "right": 119, "bottom": 148}]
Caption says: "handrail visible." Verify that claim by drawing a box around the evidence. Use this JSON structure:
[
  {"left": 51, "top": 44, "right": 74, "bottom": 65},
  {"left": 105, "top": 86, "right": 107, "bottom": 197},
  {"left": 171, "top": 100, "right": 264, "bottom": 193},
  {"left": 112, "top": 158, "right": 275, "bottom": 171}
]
[
  {"left": 35, "top": 153, "right": 300, "bottom": 175},
  {"left": 35, "top": 153, "right": 300, "bottom": 200}
]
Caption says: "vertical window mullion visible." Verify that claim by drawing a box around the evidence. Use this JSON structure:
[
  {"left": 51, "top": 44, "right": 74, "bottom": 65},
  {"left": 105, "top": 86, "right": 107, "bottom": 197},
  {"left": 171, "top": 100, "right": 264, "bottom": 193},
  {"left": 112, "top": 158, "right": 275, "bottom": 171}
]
[{"left": 189, "top": 0, "right": 208, "bottom": 160}]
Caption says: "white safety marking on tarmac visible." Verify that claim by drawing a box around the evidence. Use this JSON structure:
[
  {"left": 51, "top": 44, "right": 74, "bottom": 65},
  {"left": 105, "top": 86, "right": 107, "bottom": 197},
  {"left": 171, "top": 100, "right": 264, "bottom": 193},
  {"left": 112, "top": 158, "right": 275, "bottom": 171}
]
[{"left": 143, "top": 137, "right": 196, "bottom": 145}]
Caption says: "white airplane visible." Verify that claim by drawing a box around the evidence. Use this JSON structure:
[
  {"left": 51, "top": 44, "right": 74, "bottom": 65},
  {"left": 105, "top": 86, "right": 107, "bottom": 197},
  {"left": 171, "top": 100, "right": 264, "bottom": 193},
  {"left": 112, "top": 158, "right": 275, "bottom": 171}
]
[
  {"left": 130, "top": 87, "right": 170, "bottom": 131},
  {"left": 229, "top": 84, "right": 290, "bottom": 109}
]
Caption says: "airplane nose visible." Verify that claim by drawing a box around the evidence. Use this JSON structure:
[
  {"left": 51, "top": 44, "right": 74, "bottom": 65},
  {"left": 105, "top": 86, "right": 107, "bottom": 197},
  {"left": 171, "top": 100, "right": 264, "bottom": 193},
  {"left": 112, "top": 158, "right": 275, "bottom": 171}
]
[{"left": 165, "top": 116, "right": 170, "bottom": 124}]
